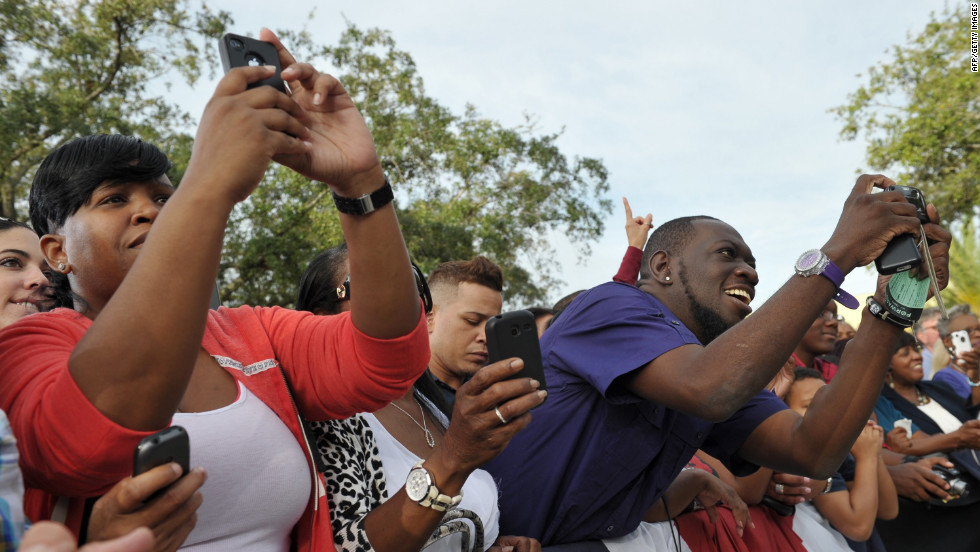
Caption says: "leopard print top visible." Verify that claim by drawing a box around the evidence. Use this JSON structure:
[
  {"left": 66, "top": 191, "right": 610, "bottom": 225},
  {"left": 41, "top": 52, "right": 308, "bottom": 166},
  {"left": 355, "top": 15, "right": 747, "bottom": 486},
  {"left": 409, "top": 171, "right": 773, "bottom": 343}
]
[
  {"left": 312, "top": 415, "right": 385, "bottom": 552},
  {"left": 312, "top": 413, "right": 486, "bottom": 552}
]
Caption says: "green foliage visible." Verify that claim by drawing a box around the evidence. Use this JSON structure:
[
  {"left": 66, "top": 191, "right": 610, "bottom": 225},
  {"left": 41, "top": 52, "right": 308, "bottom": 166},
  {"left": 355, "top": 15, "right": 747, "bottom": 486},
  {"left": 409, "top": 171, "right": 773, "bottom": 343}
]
[
  {"left": 219, "top": 24, "right": 611, "bottom": 307},
  {"left": 0, "top": 0, "right": 229, "bottom": 218},
  {"left": 934, "top": 218, "right": 980, "bottom": 309},
  {"left": 832, "top": 6, "right": 980, "bottom": 223}
]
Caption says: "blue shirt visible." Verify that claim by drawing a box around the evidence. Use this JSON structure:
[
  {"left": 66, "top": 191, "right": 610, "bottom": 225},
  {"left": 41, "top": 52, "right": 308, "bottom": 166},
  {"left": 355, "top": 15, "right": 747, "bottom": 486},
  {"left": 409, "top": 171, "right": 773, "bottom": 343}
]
[
  {"left": 484, "top": 282, "right": 787, "bottom": 545},
  {"left": 0, "top": 411, "right": 24, "bottom": 551},
  {"left": 932, "top": 366, "right": 971, "bottom": 400}
]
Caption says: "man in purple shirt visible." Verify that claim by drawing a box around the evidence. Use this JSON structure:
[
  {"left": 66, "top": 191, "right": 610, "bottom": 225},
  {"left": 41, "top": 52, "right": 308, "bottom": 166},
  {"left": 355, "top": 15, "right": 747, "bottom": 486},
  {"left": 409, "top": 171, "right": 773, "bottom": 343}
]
[{"left": 484, "top": 175, "right": 952, "bottom": 545}]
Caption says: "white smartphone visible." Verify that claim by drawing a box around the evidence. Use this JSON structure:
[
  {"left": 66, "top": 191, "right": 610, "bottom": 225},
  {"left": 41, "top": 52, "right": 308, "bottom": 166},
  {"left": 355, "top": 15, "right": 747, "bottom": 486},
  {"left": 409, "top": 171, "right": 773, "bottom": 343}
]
[{"left": 951, "top": 330, "right": 972, "bottom": 356}]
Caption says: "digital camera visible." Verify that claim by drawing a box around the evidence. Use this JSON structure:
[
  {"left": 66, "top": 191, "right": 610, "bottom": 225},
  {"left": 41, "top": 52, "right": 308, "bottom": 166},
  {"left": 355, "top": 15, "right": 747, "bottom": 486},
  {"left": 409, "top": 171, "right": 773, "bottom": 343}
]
[
  {"left": 931, "top": 463, "right": 974, "bottom": 502},
  {"left": 874, "top": 185, "right": 930, "bottom": 275}
]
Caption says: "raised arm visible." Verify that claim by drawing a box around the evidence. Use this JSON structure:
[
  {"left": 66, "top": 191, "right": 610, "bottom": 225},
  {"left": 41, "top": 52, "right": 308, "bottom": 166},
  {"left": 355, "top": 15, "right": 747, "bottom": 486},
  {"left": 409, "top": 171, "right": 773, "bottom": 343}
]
[
  {"left": 737, "top": 216, "right": 949, "bottom": 478},
  {"left": 810, "top": 422, "right": 883, "bottom": 542},
  {"left": 612, "top": 197, "right": 651, "bottom": 284},
  {"left": 65, "top": 65, "right": 314, "bottom": 430},
  {"left": 629, "top": 175, "right": 937, "bottom": 422},
  {"left": 262, "top": 29, "right": 420, "bottom": 339}
]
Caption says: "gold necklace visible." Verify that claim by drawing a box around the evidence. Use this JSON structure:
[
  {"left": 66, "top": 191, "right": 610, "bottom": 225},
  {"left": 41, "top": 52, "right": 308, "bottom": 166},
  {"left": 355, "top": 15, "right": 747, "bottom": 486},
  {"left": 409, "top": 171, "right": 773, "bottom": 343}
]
[
  {"left": 914, "top": 386, "right": 930, "bottom": 406},
  {"left": 389, "top": 398, "right": 435, "bottom": 447}
]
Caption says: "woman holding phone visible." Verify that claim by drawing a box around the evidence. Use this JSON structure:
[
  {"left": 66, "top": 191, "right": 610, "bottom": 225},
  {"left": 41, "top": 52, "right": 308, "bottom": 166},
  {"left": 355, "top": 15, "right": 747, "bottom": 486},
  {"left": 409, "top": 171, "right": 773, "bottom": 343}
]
[
  {"left": 0, "top": 218, "right": 204, "bottom": 551},
  {"left": 0, "top": 29, "right": 428, "bottom": 552}
]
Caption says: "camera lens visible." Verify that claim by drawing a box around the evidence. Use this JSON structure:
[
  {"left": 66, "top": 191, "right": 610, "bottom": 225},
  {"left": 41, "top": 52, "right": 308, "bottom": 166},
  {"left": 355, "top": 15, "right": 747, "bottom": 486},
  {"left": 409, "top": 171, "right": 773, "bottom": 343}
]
[
  {"left": 244, "top": 53, "right": 264, "bottom": 67},
  {"left": 229, "top": 38, "right": 244, "bottom": 50}
]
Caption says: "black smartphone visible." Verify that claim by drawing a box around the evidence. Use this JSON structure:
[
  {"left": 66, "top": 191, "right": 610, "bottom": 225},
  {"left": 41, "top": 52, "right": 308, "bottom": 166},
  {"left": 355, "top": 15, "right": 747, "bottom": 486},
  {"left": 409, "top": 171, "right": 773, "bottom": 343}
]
[
  {"left": 133, "top": 426, "right": 190, "bottom": 477},
  {"left": 486, "top": 310, "right": 547, "bottom": 393},
  {"left": 875, "top": 185, "right": 930, "bottom": 275},
  {"left": 218, "top": 33, "right": 286, "bottom": 93}
]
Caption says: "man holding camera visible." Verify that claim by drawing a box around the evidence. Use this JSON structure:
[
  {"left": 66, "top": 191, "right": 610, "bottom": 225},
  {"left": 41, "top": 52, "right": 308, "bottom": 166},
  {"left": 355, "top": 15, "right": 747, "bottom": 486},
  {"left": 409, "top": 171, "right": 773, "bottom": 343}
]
[{"left": 485, "top": 175, "right": 951, "bottom": 546}]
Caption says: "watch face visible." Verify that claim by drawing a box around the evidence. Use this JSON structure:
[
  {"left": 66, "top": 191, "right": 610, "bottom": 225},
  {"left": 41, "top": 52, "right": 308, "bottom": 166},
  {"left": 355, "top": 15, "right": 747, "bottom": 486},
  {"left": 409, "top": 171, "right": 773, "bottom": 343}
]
[
  {"left": 797, "top": 251, "right": 820, "bottom": 270},
  {"left": 406, "top": 468, "right": 430, "bottom": 502}
]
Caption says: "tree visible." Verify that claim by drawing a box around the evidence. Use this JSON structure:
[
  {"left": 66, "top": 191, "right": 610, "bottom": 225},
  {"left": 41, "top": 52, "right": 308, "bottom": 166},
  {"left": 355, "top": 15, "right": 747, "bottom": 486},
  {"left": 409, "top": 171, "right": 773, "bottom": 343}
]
[
  {"left": 219, "top": 24, "right": 611, "bottom": 307},
  {"left": 933, "top": 218, "right": 980, "bottom": 309},
  {"left": 0, "top": 0, "right": 229, "bottom": 218},
  {"left": 832, "top": 6, "right": 980, "bottom": 223}
]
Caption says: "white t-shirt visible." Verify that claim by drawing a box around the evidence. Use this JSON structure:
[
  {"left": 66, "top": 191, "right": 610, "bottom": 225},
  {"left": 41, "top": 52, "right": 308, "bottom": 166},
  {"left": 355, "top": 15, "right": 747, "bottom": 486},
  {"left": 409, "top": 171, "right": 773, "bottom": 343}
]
[
  {"left": 918, "top": 398, "right": 965, "bottom": 434},
  {"left": 364, "top": 413, "right": 501, "bottom": 551},
  {"left": 174, "top": 382, "right": 311, "bottom": 551}
]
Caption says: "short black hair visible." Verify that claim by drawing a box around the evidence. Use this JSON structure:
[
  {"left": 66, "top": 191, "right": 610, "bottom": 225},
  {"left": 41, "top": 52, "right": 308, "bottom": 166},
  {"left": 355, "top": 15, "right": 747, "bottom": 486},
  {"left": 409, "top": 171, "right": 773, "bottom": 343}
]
[
  {"left": 525, "top": 306, "right": 554, "bottom": 320},
  {"left": 793, "top": 367, "right": 824, "bottom": 382},
  {"left": 296, "top": 243, "right": 349, "bottom": 314},
  {"left": 640, "top": 215, "right": 719, "bottom": 279},
  {"left": 893, "top": 330, "right": 919, "bottom": 354},
  {"left": 29, "top": 135, "right": 171, "bottom": 236}
]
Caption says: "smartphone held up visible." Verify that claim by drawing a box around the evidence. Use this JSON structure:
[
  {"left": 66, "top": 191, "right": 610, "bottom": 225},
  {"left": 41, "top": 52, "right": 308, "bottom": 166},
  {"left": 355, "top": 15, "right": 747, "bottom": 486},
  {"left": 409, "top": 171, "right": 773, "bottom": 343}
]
[
  {"left": 218, "top": 33, "right": 286, "bottom": 93},
  {"left": 486, "top": 310, "right": 547, "bottom": 395}
]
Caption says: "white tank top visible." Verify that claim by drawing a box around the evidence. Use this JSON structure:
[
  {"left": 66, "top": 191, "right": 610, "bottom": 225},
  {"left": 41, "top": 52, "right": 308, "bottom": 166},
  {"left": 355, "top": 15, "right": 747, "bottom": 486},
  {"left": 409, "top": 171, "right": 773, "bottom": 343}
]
[
  {"left": 364, "top": 413, "right": 500, "bottom": 551},
  {"left": 174, "top": 382, "right": 311, "bottom": 551}
]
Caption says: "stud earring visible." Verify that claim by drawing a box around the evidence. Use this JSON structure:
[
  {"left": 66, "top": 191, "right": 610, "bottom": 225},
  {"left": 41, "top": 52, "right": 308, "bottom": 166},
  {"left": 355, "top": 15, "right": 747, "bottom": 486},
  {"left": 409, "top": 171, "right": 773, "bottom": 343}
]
[
  {"left": 665, "top": 276, "right": 671, "bottom": 281},
  {"left": 57, "top": 262, "right": 65, "bottom": 272}
]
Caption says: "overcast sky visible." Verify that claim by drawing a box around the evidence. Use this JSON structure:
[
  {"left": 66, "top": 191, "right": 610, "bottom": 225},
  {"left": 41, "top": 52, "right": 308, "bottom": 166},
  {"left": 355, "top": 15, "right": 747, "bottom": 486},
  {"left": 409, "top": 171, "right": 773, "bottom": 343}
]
[{"left": 184, "top": 0, "right": 954, "bottom": 313}]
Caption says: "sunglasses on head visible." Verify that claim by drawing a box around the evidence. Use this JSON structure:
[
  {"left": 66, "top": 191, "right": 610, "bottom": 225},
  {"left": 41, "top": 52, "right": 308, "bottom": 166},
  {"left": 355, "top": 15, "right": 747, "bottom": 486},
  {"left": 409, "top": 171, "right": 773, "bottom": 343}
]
[{"left": 331, "top": 261, "right": 433, "bottom": 314}]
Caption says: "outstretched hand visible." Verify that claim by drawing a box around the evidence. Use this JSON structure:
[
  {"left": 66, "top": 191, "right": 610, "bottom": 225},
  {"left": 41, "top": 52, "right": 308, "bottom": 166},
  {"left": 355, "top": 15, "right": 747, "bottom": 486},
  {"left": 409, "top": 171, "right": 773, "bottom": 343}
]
[
  {"left": 440, "top": 359, "right": 547, "bottom": 474},
  {"left": 823, "top": 175, "right": 948, "bottom": 274},
  {"left": 623, "top": 197, "right": 653, "bottom": 250},
  {"left": 260, "top": 28, "right": 383, "bottom": 195},
  {"left": 873, "top": 200, "right": 951, "bottom": 301}
]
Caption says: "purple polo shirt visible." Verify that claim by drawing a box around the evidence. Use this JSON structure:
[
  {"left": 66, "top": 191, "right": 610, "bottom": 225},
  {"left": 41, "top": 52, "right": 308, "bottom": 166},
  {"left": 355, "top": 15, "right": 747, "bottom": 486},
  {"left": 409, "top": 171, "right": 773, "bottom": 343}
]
[{"left": 484, "top": 282, "right": 786, "bottom": 545}]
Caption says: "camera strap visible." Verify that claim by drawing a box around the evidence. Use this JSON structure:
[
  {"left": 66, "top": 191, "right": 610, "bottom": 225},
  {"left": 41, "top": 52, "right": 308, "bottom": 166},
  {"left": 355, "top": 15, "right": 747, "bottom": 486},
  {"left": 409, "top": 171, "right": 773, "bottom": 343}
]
[{"left": 884, "top": 223, "right": 947, "bottom": 324}]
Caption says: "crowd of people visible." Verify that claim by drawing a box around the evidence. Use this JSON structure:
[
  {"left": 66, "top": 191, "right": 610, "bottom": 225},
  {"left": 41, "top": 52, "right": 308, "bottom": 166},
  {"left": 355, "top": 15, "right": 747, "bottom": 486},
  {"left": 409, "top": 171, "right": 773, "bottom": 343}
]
[{"left": 0, "top": 27, "right": 975, "bottom": 552}]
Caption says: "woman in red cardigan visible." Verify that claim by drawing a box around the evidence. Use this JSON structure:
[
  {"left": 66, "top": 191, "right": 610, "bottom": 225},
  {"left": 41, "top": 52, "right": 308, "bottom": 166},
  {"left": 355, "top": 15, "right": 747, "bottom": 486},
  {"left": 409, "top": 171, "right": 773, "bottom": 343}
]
[{"left": 0, "top": 29, "right": 428, "bottom": 552}]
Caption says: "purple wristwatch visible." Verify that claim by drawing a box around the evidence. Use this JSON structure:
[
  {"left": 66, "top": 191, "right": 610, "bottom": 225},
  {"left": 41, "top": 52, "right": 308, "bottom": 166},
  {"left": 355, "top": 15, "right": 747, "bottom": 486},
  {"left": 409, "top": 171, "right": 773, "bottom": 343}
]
[{"left": 794, "top": 249, "right": 859, "bottom": 309}]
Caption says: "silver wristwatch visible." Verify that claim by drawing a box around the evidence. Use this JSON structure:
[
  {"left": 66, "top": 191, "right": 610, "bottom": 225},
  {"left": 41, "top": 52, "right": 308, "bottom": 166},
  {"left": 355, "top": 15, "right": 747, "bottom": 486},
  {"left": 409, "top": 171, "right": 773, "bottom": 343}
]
[{"left": 405, "top": 460, "right": 463, "bottom": 512}]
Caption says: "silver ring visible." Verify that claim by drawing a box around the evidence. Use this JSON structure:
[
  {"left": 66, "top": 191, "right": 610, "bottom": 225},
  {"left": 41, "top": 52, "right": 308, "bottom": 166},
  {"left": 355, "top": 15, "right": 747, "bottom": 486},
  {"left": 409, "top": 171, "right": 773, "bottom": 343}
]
[
  {"left": 494, "top": 406, "right": 509, "bottom": 424},
  {"left": 774, "top": 483, "right": 785, "bottom": 495}
]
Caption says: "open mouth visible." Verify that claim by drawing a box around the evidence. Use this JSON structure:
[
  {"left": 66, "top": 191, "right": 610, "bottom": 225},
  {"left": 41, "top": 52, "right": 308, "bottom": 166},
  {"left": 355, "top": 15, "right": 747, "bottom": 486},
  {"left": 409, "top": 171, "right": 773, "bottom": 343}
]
[
  {"left": 724, "top": 288, "right": 752, "bottom": 306},
  {"left": 10, "top": 301, "right": 39, "bottom": 314}
]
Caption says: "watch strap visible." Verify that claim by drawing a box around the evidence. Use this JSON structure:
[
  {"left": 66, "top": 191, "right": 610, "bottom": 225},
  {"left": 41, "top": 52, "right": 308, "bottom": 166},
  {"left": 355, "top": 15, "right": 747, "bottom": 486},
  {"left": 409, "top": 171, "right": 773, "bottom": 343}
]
[
  {"left": 796, "top": 250, "right": 858, "bottom": 309},
  {"left": 419, "top": 486, "right": 463, "bottom": 512},
  {"left": 820, "top": 260, "right": 859, "bottom": 309},
  {"left": 332, "top": 175, "right": 394, "bottom": 216}
]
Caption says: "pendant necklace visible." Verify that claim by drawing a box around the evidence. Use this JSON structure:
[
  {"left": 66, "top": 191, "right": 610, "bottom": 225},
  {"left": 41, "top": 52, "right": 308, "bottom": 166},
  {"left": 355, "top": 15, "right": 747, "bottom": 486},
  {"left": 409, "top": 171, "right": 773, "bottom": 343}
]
[{"left": 390, "top": 397, "right": 436, "bottom": 447}]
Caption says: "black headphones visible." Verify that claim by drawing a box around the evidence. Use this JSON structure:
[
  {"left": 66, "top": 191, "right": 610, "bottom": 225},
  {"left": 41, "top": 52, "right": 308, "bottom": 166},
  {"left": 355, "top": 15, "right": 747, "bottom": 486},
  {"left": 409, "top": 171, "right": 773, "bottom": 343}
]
[{"left": 412, "top": 261, "right": 433, "bottom": 314}]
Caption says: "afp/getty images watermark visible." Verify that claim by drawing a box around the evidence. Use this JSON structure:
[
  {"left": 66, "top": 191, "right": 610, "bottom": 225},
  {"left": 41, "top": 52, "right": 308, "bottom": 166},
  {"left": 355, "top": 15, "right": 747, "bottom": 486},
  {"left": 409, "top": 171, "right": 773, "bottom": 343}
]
[{"left": 972, "top": 2, "right": 979, "bottom": 72}]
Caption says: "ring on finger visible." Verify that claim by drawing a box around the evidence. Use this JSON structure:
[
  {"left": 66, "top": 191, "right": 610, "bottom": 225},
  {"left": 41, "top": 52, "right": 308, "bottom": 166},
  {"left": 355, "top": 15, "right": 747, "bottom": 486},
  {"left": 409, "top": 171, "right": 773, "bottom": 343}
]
[
  {"left": 494, "top": 406, "right": 509, "bottom": 425},
  {"left": 774, "top": 483, "right": 785, "bottom": 495}
]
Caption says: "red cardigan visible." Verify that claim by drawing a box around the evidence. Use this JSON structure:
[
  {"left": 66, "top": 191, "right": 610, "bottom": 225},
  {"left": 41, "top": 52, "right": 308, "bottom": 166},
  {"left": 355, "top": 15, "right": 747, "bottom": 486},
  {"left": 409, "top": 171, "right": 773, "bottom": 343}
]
[{"left": 0, "top": 305, "right": 429, "bottom": 552}]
